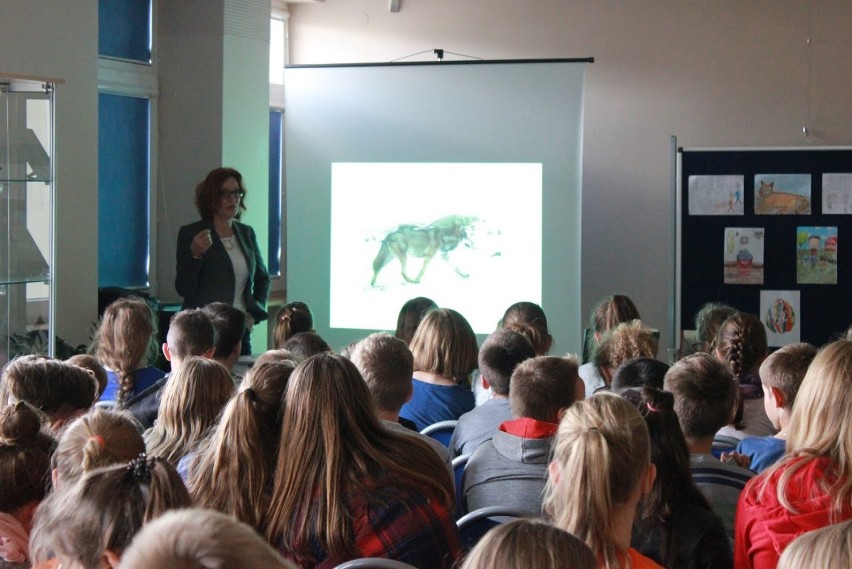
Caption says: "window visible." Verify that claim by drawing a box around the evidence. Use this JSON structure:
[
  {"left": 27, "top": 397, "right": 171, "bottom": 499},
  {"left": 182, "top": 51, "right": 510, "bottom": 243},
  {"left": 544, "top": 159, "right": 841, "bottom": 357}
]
[{"left": 98, "top": 0, "right": 152, "bottom": 63}]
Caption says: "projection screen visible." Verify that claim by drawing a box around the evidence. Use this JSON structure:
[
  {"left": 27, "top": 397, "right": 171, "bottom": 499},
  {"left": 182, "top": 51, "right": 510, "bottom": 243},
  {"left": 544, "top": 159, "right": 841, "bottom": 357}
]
[{"left": 284, "top": 59, "right": 589, "bottom": 352}]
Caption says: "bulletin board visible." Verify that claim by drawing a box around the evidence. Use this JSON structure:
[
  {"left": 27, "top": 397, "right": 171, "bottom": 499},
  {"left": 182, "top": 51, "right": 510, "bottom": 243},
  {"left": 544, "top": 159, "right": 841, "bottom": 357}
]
[{"left": 675, "top": 147, "right": 852, "bottom": 349}]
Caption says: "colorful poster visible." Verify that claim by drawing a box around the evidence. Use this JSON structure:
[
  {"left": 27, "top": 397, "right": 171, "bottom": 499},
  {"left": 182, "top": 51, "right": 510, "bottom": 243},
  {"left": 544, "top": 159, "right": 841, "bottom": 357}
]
[
  {"left": 754, "top": 174, "right": 811, "bottom": 215},
  {"left": 688, "top": 175, "right": 744, "bottom": 215},
  {"left": 823, "top": 173, "right": 852, "bottom": 214},
  {"left": 797, "top": 226, "right": 838, "bottom": 284},
  {"left": 723, "top": 228, "right": 765, "bottom": 285},
  {"left": 760, "top": 290, "right": 801, "bottom": 347}
]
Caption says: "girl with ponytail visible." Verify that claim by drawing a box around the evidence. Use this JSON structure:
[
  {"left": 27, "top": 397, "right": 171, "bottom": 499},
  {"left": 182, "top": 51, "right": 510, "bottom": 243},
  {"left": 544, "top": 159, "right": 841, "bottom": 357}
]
[
  {"left": 185, "top": 360, "right": 296, "bottom": 530},
  {"left": 501, "top": 301, "right": 553, "bottom": 356},
  {"left": 272, "top": 302, "right": 315, "bottom": 349},
  {"left": 544, "top": 393, "right": 661, "bottom": 569}
]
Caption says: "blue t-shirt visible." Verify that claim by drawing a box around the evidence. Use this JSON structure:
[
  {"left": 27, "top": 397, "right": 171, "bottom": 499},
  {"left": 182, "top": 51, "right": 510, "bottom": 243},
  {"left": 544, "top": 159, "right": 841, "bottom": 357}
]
[
  {"left": 736, "top": 436, "right": 786, "bottom": 474},
  {"left": 399, "top": 379, "right": 475, "bottom": 432},
  {"left": 102, "top": 366, "right": 167, "bottom": 402}
]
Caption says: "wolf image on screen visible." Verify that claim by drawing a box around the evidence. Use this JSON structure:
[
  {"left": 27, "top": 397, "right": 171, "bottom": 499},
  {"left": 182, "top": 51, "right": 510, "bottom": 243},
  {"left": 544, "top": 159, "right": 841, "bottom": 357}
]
[{"left": 370, "top": 215, "right": 493, "bottom": 286}]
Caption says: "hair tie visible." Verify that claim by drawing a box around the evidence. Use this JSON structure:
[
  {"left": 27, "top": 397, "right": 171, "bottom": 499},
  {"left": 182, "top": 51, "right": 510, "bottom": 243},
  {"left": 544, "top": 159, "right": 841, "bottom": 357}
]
[
  {"left": 89, "top": 435, "right": 106, "bottom": 447},
  {"left": 244, "top": 387, "right": 256, "bottom": 402},
  {"left": 127, "top": 453, "right": 152, "bottom": 483},
  {"left": 645, "top": 402, "right": 661, "bottom": 413}
]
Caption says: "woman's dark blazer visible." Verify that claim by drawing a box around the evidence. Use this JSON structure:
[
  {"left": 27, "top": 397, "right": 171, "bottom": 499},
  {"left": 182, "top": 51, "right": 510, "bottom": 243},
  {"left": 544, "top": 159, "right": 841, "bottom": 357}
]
[{"left": 175, "top": 219, "right": 271, "bottom": 323}]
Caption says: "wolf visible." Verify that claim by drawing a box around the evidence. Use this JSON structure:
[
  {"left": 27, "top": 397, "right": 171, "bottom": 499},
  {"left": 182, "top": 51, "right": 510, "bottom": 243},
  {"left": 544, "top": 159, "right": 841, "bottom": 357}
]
[{"left": 370, "top": 215, "right": 481, "bottom": 287}]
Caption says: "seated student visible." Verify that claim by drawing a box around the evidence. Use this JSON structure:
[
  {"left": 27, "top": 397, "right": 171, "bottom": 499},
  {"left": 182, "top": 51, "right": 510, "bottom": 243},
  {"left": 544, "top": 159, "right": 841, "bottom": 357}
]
[
  {"left": 460, "top": 518, "right": 596, "bottom": 569},
  {"left": 714, "top": 313, "right": 775, "bottom": 443},
  {"left": 463, "top": 355, "right": 583, "bottom": 516},
  {"left": 186, "top": 360, "right": 296, "bottom": 531},
  {"left": 143, "top": 356, "right": 234, "bottom": 465},
  {"left": 735, "top": 340, "right": 852, "bottom": 569},
  {"left": 0, "top": 402, "right": 54, "bottom": 569},
  {"left": 94, "top": 297, "right": 165, "bottom": 406},
  {"left": 618, "top": 387, "right": 731, "bottom": 569},
  {"left": 544, "top": 393, "right": 661, "bottom": 569},
  {"left": 264, "top": 354, "right": 460, "bottom": 568},
  {"left": 202, "top": 302, "right": 246, "bottom": 375},
  {"left": 272, "top": 301, "right": 315, "bottom": 349},
  {"left": 280, "top": 331, "right": 332, "bottom": 362},
  {"left": 500, "top": 301, "right": 553, "bottom": 356},
  {"left": 399, "top": 308, "right": 478, "bottom": 431},
  {"left": 590, "top": 320, "right": 658, "bottom": 394},
  {"left": 663, "top": 353, "right": 754, "bottom": 534},
  {"left": 348, "top": 333, "right": 453, "bottom": 479},
  {"left": 51, "top": 409, "right": 146, "bottom": 489},
  {"left": 31, "top": 455, "right": 191, "bottom": 569},
  {"left": 119, "top": 509, "right": 297, "bottom": 569},
  {"left": 394, "top": 297, "right": 437, "bottom": 346},
  {"left": 735, "top": 343, "right": 816, "bottom": 473},
  {"left": 611, "top": 357, "right": 669, "bottom": 391},
  {"left": 450, "top": 329, "right": 536, "bottom": 459},
  {"left": 693, "top": 302, "right": 738, "bottom": 355},
  {"left": 125, "top": 308, "right": 216, "bottom": 429},
  {"left": 0, "top": 356, "right": 97, "bottom": 434},
  {"left": 65, "top": 355, "right": 108, "bottom": 402},
  {"left": 777, "top": 519, "right": 852, "bottom": 569},
  {"left": 579, "top": 294, "right": 641, "bottom": 397}
]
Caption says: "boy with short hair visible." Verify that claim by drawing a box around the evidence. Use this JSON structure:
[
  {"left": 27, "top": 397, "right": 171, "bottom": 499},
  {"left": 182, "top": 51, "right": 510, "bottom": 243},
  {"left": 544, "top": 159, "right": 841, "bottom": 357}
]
[
  {"left": 127, "top": 308, "right": 216, "bottom": 429},
  {"left": 462, "top": 355, "right": 583, "bottom": 516},
  {"left": 202, "top": 302, "right": 246, "bottom": 374},
  {"left": 735, "top": 343, "right": 817, "bottom": 473},
  {"left": 348, "top": 332, "right": 453, "bottom": 479},
  {"left": 664, "top": 352, "right": 754, "bottom": 533},
  {"left": 449, "top": 329, "right": 535, "bottom": 458}
]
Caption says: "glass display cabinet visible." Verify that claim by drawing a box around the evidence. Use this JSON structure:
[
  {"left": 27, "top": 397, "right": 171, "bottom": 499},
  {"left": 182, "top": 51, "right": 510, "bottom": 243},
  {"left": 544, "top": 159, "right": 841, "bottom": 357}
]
[{"left": 0, "top": 76, "right": 56, "bottom": 360}]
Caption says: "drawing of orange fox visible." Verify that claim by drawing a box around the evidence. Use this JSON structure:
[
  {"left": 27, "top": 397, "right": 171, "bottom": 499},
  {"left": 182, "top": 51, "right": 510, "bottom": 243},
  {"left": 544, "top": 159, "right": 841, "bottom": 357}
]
[{"left": 755, "top": 181, "right": 809, "bottom": 214}]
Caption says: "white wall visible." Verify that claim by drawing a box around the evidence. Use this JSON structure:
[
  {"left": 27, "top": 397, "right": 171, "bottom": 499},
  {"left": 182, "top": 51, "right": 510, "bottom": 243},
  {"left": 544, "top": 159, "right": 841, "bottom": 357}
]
[
  {"left": 0, "top": 0, "right": 99, "bottom": 347},
  {"left": 286, "top": 0, "right": 852, "bottom": 353}
]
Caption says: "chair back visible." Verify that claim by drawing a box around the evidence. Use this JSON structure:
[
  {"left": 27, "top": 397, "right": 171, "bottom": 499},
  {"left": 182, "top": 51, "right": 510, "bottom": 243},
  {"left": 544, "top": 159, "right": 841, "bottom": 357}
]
[
  {"left": 333, "top": 558, "right": 418, "bottom": 569},
  {"left": 456, "top": 506, "right": 528, "bottom": 550},
  {"left": 420, "top": 420, "right": 457, "bottom": 448}
]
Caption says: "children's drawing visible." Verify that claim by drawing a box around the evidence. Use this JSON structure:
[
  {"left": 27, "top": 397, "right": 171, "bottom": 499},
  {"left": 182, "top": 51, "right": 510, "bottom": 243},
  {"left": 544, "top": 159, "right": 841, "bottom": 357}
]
[
  {"left": 723, "top": 228, "right": 765, "bottom": 285},
  {"left": 760, "top": 290, "right": 801, "bottom": 347},
  {"left": 823, "top": 173, "right": 852, "bottom": 214},
  {"left": 754, "top": 174, "right": 811, "bottom": 215},
  {"left": 688, "top": 176, "right": 744, "bottom": 216},
  {"left": 796, "top": 226, "right": 838, "bottom": 284}
]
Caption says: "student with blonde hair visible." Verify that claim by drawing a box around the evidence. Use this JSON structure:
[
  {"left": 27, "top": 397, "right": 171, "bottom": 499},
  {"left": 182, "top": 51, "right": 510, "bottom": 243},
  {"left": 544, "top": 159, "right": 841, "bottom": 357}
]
[
  {"left": 399, "top": 308, "right": 478, "bottom": 431},
  {"left": 265, "top": 354, "right": 460, "bottom": 568},
  {"left": 31, "top": 454, "right": 191, "bottom": 569},
  {"left": 460, "top": 518, "right": 596, "bottom": 569},
  {"left": 185, "top": 360, "right": 296, "bottom": 531},
  {"left": 272, "top": 301, "right": 314, "bottom": 349},
  {"left": 543, "top": 393, "right": 661, "bottom": 569},
  {"left": 51, "top": 408, "right": 145, "bottom": 487},
  {"left": 94, "top": 297, "right": 164, "bottom": 406},
  {"left": 120, "top": 509, "right": 297, "bottom": 569},
  {"left": 580, "top": 294, "right": 641, "bottom": 396},
  {"left": 0, "top": 402, "right": 54, "bottom": 568},
  {"left": 776, "top": 519, "right": 852, "bottom": 569},
  {"left": 144, "top": 357, "right": 233, "bottom": 464},
  {"left": 735, "top": 340, "right": 852, "bottom": 569}
]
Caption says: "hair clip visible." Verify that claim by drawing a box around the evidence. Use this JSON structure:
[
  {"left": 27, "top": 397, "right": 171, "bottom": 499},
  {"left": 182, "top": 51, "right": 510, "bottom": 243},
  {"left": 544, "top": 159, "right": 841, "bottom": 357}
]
[
  {"left": 88, "top": 435, "right": 106, "bottom": 447},
  {"left": 127, "top": 453, "right": 152, "bottom": 483}
]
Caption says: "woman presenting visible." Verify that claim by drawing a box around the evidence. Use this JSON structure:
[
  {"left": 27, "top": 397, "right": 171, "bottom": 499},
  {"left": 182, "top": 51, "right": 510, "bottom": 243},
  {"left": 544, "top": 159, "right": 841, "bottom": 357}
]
[{"left": 175, "top": 167, "right": 270, "bottom": 353}]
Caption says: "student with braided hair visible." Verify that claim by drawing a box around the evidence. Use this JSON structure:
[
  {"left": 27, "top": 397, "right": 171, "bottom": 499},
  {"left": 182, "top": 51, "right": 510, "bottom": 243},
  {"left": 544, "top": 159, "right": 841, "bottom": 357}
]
[
  {"left": 31, "top": 454, "right": 191, "bottom": 569},
  {"left": 713, "top": 313, "right": 775, "bottom": 443},
  {"left": 95, "top": 297, "right": 165, "bottom": 406}
]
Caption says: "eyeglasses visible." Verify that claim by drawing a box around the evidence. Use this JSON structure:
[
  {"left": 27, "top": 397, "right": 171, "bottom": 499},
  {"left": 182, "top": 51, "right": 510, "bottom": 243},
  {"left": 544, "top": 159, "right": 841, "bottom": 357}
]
[{"left": 219, "top": 189, "right": 245, "bottom": 200}]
